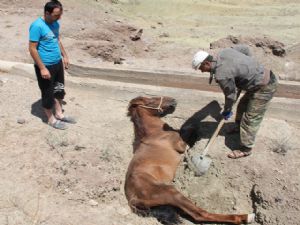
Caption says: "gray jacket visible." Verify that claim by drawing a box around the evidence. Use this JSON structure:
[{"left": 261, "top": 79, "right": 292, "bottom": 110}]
[{"left": 211, "top": 45, "right": 265, "bottom": 112}]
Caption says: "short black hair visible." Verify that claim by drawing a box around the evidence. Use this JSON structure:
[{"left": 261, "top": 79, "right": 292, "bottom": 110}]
[{"left": 44, "top": 0, "right": 63, "bottom": 14}]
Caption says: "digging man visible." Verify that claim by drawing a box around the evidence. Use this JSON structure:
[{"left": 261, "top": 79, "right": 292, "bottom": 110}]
[{"left": 192, "top": 45, "right": 278, "bottom": 159}]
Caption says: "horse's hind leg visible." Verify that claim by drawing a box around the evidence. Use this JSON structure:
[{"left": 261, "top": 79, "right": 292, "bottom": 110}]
[{"left": 131, "top": 184, "right": 253, "bottom": 225}]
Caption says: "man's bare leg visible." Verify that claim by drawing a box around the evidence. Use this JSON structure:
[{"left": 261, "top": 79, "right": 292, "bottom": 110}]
[
  {"left": 44, "top": 108, "right": 57, "bottom": 124},
  {"left": 53, "top": 98, "right": 77, "bottom": 124},
  {"left": 54, "top": 98, "right": 64, "bottom": 119}
]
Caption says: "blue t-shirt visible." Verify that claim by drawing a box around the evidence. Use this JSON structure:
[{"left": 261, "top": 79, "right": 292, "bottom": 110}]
[{"left": 29, "top": 17, "right": 62, "bottom": 66}]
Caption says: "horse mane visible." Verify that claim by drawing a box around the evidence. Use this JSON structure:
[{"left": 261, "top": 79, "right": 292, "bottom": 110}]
[{"left": 128, "top": 101, "right": 147, "bottom": 151}]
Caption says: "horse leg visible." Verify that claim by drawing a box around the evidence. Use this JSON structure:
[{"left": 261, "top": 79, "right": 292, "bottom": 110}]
[{"left": 131, "top": 184, "right": 254, "bottom": 224}]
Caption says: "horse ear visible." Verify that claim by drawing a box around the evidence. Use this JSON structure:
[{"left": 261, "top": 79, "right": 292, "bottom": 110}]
[{"left": 127, "top": 102, "right": 138, "bottom": 117}]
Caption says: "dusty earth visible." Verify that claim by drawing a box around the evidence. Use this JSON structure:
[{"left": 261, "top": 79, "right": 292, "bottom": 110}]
[
  {"left": 0, "top": 0, "right": 300, "bottom": 79},
  {"left": 0, "top": 0, "right": 300, "bottom": 225}
]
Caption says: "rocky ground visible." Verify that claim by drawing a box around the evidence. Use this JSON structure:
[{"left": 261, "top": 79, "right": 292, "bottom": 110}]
[{"left": 0, "top": 0, "right": 300, "bottom": 225}]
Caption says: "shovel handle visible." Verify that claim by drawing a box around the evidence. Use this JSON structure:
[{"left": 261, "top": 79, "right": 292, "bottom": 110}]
[{"left": 202, "top": 118, "right": 225, "bottom": 156}]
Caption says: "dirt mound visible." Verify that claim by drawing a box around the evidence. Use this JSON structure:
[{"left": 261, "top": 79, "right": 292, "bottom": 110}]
[
  {"left": 73, "top": 22, "right": 147, "bottom": 62},
  {"left": 286, "top": 43, "right": 300, "bottom": 62},
  {"left": 209, "top": 35, "right": 300, "bottom": 81},
  {"left": 210, "top": 35, "right": 286, "bottom": 57}
]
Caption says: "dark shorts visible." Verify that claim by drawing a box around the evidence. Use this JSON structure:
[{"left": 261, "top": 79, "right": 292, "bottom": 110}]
[{"left": 34, "top": 60, "right": 65, "bottom": 109}]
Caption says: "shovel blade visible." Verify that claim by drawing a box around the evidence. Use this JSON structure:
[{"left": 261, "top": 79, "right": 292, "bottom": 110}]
[{"left": 191, "top": 153, "right": 212, "bottom": 176}]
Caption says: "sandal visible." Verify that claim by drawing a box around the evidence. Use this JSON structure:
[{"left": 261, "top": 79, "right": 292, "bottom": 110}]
[
  {"left": 57, "top": 116, "right": 77, "bottom": 124},
  {"left": 227, "top": 149, "right": 252, "bottom": 159},
  {"left": 48, "top": 120, "right": 67, "bottom": 130}
]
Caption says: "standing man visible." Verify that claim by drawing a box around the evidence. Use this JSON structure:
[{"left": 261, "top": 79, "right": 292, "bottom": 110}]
[
  {"left": 192, "top": 45, "right": 278, "bottom": 159},
  {"left": 29, "top": 0, "right": 76, "bottom": 130}
]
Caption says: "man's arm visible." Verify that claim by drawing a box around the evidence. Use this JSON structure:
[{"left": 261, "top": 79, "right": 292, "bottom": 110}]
[
  {"left": 58, "top": 37, "right": 69, "bottom": 69},
  {"left": 29, "top": 41, "right": 51, "bottom": 79},
  {"left": 218, "top": 78, "right": 237, "bottom": 112}
]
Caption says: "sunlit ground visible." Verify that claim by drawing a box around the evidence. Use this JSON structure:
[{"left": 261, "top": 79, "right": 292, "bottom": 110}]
[{"left": 113, "top": 0, "right": 300, "bottom": 48}]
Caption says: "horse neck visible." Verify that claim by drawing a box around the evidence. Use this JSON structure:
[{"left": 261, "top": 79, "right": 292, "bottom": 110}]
[{"left": 132, "top": 109, "right": 164, "bottom": 142}]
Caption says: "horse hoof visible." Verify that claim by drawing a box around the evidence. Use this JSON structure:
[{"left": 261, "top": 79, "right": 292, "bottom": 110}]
[{"left": 247, "top": 213, "right": 255, "bottom": 223}]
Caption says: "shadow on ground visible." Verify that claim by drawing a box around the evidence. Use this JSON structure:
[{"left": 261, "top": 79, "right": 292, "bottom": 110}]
[
  {"left": 179, "top": 100, "right": 240, "bottom": 150},
  {"left": 31, "top": 99, "right": 47, "bottom": 123}
]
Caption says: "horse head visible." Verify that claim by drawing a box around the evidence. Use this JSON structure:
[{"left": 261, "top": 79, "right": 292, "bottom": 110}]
[{"left": 128, "top": 96, "right": 177, "bottom": 118}]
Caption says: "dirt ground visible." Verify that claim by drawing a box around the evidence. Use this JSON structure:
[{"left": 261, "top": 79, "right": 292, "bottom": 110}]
[
  {"left": 0, "top": 0, "right": 300, "bottom": 79},
  {"left": 0, "top": 0, "right": 300, "bottom": 225}
]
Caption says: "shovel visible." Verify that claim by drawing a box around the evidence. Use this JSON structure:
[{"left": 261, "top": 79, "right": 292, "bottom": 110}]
[
  {"left": 187, "top": 90, "right": 241, "bottom": 176},
  {"left": 187, "top": 118, "right": 225, "bottom": 176}
]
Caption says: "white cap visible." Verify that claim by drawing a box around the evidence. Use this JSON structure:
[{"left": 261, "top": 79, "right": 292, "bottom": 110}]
[{"left": 192, "top": 50, "right": 209, "bottom": 70}]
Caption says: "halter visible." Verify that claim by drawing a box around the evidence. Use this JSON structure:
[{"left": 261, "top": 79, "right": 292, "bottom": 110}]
[{"left": 138, "top": 97, "right": 164, "bottom": 113}]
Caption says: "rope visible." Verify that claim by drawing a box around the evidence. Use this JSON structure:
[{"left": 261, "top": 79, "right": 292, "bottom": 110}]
[{"left": 138, "top": 96, "right": 164, "bottom": 113}]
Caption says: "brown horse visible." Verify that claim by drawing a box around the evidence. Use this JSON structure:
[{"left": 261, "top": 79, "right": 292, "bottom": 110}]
[{"left": 125, "top": 96, "right": 255, "bottom": 224}]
